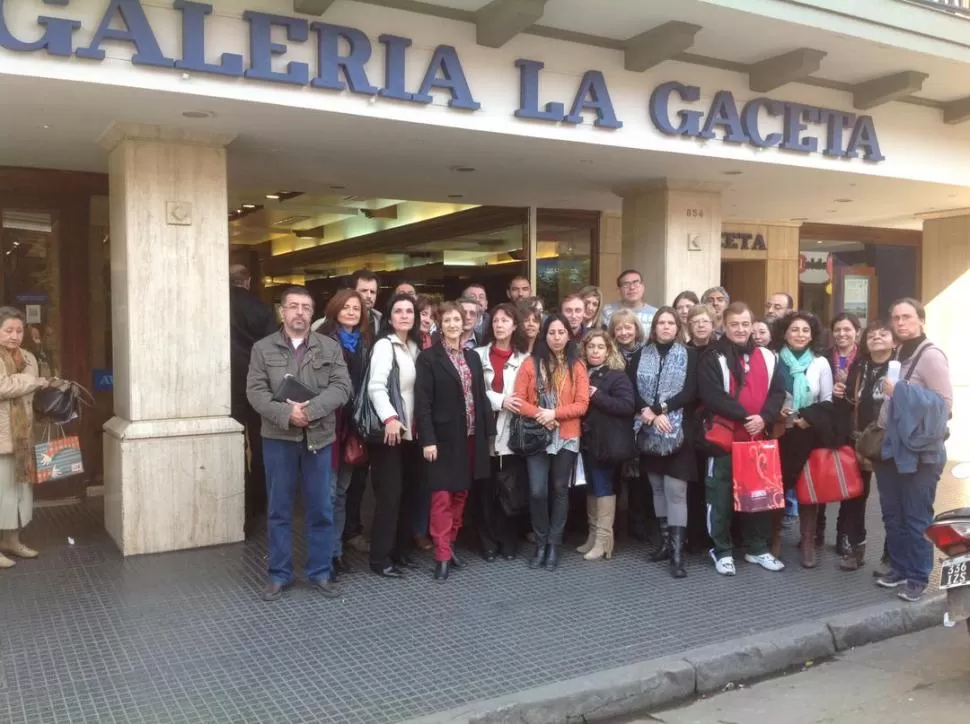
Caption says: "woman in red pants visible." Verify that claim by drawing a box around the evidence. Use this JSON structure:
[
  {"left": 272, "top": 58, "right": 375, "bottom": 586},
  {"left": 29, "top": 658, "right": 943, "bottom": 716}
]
[{"left": 414, "top": 302, "right": 495, "bottom": 581}]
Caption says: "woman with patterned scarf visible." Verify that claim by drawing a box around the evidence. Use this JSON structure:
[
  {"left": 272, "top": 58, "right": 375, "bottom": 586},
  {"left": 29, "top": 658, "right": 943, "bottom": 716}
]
[
  {"left": 0, "top": 307, "right": 51, "bottom": 570},
  {"left": 630, "top": 307, "right": 698, "bottom": 578},
  {"left": 773, "top": 312, "right": 833, "bottom": 568}
]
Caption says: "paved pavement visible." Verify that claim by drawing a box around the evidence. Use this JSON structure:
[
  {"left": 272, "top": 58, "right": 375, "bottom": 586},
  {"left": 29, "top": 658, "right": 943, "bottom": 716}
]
[
  {"left": 1, "top": 474, "right": 967, "bottom": 723},
  {"left": 626, "top": 625, "right": 970, "bottom": 724}
]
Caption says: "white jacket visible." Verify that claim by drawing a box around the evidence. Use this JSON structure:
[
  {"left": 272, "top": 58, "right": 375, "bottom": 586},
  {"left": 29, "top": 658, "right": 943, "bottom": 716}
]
[
  {"left": 476, "top": 344, "right": 528, "bottom": 457},
  {"left": 804, "top": 355, "right": 834, "bottom": 404},
  {"left": 368, "top": 335, "right": 419, "bottom": 440}
]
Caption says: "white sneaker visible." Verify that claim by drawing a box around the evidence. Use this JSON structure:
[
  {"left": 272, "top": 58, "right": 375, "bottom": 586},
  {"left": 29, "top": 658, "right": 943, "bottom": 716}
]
[
  {"left": 710, "top": 549, "right": 736, "bottom": 576},
  {"left": 745, "top": 552, "right": 785, "bottom": 571}
]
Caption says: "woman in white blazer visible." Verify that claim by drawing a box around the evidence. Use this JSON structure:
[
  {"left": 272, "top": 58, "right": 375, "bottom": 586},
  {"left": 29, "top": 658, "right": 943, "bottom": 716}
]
[
  {"left": 475, "top": 303, "right": 530, "bottom": 561},
  {"left": 367, "top": 293, "right": 423, "bottom": 579}
]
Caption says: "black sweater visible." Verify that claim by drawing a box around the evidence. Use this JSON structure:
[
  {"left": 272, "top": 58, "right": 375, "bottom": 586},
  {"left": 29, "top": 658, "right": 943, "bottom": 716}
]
[{"left": 697, "top": 343, "right": 786, "bottom": 425}]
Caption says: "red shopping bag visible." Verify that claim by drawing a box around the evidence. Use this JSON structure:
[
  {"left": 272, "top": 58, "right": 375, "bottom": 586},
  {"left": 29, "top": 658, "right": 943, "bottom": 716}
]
[
  {"left": 796, "top": 446, "right": 863, "bottom": 504},
  {"left": 731, "top": 439, "right": 784, "bottom": 513}
]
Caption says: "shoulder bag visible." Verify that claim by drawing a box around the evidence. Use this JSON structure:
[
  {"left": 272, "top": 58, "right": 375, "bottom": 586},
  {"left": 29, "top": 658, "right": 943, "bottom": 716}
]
[
  {"left": 856, "top": 344, "right": 932, "bottom": 462},
  {"left": 509, "top": 359, "right": 553, "bottom": 457},
  {"left": 353, "top": 341, "right": 402, "bottom": 444},
  {"left": 33, "top": 380, "right": 94, "bottom": 425}
]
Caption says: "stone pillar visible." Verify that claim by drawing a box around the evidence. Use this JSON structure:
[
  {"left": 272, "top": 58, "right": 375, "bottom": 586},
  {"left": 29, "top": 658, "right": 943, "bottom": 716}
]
[
  {"left": 617, "top": 181, "right": 722, "bottom": 308},
  {"left": 99, "top": 123, "right": 244, "bottom": 556},
  {"left": 921, "top": 211, "right": 970, "bottom": 465},
  {"left": 598, "top": 212, "right": 622, "bottom": 289}
]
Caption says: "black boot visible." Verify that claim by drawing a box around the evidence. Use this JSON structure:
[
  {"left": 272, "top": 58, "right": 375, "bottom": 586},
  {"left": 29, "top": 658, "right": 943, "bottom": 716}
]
[
  {"left": 433, "top": 560, "right": 449, "bottom": 582},
  {"left": 669, "top": 527, "right": 687, "bottom": 579},
  {"left": 815, "top": 505, "right": 827, "bottom": 547},
  {"left": 529, "top": 543, "right": 548, "bottom": 569},
  {"left": 545, "top": 544, "right": 560, "bottom": 571},
  {"left": 649, "top": 520, "right": 671, "bottom": 562},
  {"left": 836, "top": 533, "right": 850, "bottom": 558},
  {"left": 450, "top": 547, "right": 465, "bottom": 569}
]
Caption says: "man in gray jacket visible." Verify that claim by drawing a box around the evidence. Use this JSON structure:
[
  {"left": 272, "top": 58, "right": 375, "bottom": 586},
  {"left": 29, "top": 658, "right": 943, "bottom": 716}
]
[{"left": 247, "top": 286, "right": 352, "bottom": 601}]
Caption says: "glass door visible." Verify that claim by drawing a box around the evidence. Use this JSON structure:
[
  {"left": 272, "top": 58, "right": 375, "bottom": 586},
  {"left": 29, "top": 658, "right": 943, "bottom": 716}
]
[{"left": 0, "top": 208, "right": 61, "bottom": 376}]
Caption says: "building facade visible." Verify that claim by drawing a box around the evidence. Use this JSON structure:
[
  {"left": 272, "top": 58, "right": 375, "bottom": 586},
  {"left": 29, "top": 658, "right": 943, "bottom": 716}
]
[{"left": 1, "top": 0, "right": 969, "bottom": 554}]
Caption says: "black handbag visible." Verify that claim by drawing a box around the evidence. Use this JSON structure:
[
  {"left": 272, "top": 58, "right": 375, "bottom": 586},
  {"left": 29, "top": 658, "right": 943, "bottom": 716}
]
[
  {"left": 33, "top": 381, "right": 93, "bottom": 425},
  {"left": 353, "top": 342, "right": 404, "bottom": 444},
  {"left": 495, "top": 455, "right": 529, "bottom": 516},
  {"left": 508, "top": 361, "right": 552, "bottom": 457}
]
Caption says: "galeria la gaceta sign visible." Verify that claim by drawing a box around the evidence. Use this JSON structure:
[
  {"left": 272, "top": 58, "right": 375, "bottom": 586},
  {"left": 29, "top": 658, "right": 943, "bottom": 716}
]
[{"left": 0, "top": 0, "right": 884, "bottom": 162}]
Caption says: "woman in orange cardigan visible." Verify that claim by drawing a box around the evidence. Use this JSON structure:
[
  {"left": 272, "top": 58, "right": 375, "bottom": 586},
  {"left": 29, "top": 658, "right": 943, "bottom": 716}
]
[{"left": 513, "top": 313, "right": 590, "bottom": 571}]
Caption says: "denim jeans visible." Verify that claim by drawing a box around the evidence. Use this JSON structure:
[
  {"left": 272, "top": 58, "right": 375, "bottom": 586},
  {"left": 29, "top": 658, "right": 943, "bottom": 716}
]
[
  {"left": 581, "top": 453, "right": 615, "bottom": 498},
  {"left": 874, "top": 458, "right": 943, "bottom": 586},
  {"left": 331, "top": 461, "right": 357, "bottom": 558},
  {"left": 526, "top": 449, "right": 577, "bottom": 545},
  {"left": 263, "top": 438, "right": 335, "bottom": 585},
  {"left": 785, "top": 488, "right": 799, "bottom": 517}
]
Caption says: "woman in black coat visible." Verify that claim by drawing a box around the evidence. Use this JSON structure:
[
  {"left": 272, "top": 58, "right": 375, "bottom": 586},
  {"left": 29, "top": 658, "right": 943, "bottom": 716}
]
[
  {"left": 577, "top": 330, "right": 636, "bottom": 561},
  {"left": 414, "top": 302, "right": 495, "bottom": 582},
  {"left": 629, "top": 307, "right": 698, "bottom": 578}
]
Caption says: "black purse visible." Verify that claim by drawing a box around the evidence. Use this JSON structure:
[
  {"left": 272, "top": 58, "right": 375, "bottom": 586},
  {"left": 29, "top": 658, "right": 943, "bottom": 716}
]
[
  {"left": 33, "top": 381, "right": 93, "bottom": 425},
  {"left": 353, "top": 342, "right": 403, "bottom": 444},
  {"left": 509, "top": 360, "right": 552, "bottom": 457}
]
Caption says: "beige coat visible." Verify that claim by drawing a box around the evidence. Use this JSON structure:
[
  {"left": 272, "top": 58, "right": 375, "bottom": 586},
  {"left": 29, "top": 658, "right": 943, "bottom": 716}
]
[{"left": 0, "top": 349, "right": 41, "bottom": 455}]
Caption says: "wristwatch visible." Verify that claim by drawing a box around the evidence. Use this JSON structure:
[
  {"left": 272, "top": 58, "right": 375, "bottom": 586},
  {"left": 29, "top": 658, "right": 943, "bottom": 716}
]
[{"left": 660, "top": 402, "right": 668, "bottom": 414}]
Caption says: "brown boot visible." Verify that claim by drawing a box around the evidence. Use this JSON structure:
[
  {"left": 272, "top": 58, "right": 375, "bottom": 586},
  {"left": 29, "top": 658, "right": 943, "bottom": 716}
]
[
  {"left": 799, "top": 505, "right": 818, "bottom": 569},
  {"left": 769, "top": 509, "right": 784, "bottom": 559},
  {"left": 585, "top": 495, "right": 616, "bottom": 561},
  {"left": 576, "top": 496, "right": 597, "bottom": 554},
  {"left": 840, "top": 542, "right": 866, "bottom": 571}
]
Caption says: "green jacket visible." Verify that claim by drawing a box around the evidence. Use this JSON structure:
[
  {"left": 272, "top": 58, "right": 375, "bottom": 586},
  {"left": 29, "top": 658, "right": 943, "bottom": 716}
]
[{"left": 246, "top": 330, "right": 351, "bottom": 452}]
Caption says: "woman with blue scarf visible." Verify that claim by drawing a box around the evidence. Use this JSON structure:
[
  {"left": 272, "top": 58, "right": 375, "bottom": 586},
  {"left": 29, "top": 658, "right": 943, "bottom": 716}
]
[
  {"left": 629, "top": 307, "right": 698, "bottom": 579},
  {"left": 773, "top": 312, "right": 833, "bottom": 568},
  {"left": 318, "top": 289, "right": 374, "bottom": 579}
]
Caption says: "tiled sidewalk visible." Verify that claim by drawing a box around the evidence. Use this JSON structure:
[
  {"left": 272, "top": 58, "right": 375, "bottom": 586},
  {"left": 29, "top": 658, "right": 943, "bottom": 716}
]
[{"left": 1, "top": 477, "right": 966, "bottom": 724}]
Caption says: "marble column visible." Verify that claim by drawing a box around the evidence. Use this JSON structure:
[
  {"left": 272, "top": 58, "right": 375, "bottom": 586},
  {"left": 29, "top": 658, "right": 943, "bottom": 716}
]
[
  {"left": 617, "top": 180, "right": 723, "bottom": 308},
  {"left": 920, "top": 210, "right": 970, "bottom": 466},
  {"left": 99, "top": 123, "right": 244, "bottom": 556}
]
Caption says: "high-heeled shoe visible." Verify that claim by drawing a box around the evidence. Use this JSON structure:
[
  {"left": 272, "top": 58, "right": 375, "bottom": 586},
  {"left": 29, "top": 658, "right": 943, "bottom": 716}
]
[
  {"left": 433, "top": 560, "right": 449, "bottom": 582},
  {"left": 450, "top": 548, "right": 465, "bottom": 569}
]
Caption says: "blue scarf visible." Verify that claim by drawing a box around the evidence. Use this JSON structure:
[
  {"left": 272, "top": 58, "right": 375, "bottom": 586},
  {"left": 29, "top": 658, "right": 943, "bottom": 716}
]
[
  {"left": 337, "top": 328, "right": 360, "bottom": 354},
  {"left": 779, "top": 346, "right": 813, "bottom": 410},
  {"left": 635, "top": 342, "right": 688, "bottom": 455}
]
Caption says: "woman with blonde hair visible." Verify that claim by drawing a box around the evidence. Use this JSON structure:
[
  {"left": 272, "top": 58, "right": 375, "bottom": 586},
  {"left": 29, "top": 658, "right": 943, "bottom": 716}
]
[
  {"left": 577, "top": 330, "right": 635, "bottom": 560},
  {"left": 686, "top": 304, "right": 716, "bottom": 351},
  {"left": 607, "top": 308, "right": 646, "bottom": 364},
  {"left": 579, "top": 286, "right": 605, "bottom": 331}
]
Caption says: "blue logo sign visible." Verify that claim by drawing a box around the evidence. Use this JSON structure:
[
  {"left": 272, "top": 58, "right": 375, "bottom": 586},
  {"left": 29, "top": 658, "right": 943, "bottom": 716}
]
[
  {"left": 0, "top": 0, "right": 883, "bottom": 161},
  {"left": 93, "top": 368, "right": 113, "bottom": 392}
]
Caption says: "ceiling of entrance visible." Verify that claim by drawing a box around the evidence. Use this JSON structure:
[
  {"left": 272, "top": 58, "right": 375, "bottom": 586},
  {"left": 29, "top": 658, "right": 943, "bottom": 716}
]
[{"left": 1, "top": 73, "right": 969, "bottom": 234}]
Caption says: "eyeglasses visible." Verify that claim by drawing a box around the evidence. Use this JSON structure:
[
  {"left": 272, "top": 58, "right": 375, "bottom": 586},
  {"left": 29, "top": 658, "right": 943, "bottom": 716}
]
[{"left": 619, "top": 280, "right": 642, "bottom": 289}]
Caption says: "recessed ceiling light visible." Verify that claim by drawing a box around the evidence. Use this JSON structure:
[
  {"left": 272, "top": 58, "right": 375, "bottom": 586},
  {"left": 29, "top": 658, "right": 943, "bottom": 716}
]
[
  {"left": 38, "top": 124, "right": 51, "bottom": 130},
  {"left": 451, "top": 166, "right": 476, "bottom": 173},
  {"left": 266, "top": 194, "right": 280, "bottom": 200},
  {"left": 242, "top": 204, "right": 256, "bottom": 209},
  {"left": 816, "top": 240, "right": 824, "bottom": 245},
  {"left": 182, "top": 110, "right": 215, "bottom": 119},
  {"left": 723, "top": 170, "right": 743, "bottom": 176},
  {"left": 835, "top": 198, "right": 853, "bottom": 203},
  {"left": 448, "top": 194, "right": 464, "bottom": 199}
]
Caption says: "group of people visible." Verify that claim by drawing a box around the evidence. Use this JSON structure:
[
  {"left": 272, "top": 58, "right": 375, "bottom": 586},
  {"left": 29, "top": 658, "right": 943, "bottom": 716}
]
[{"left": 230, "top": 266, "right": 951, "bottom": 605}]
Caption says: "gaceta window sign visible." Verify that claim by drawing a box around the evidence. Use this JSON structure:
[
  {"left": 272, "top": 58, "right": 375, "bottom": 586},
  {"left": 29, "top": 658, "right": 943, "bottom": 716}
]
[{"left": 0, "top": 0, "right": 884, "bottom": 162}]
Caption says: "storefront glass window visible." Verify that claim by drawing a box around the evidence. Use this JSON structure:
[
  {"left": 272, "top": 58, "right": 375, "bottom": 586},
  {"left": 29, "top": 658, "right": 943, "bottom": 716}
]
[{"left": 536, "top": 210, "right": 598, "bottom": 308}]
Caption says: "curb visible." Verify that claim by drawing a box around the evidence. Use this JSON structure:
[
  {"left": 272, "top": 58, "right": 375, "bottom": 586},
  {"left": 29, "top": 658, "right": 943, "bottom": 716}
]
[{"left": 402, "top": 594, "right": 946, "bottom": 724}]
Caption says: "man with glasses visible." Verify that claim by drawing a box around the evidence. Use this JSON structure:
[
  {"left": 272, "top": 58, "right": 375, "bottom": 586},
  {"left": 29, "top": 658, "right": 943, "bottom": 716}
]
[
  {"left": 602, "top": 269, "right": 657, "bottom": 331},
  {"left": 765, "top": 292, "right": 793, "bottom": 322},
  {"left": 247, "top": 286, "right": 352, "bottom": 601}
]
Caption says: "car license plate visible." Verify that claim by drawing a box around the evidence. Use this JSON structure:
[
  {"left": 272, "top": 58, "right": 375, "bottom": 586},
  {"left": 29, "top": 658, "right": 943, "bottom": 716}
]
[{"left": 940, "top": 554, "right": 970, "bottom": 590}]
